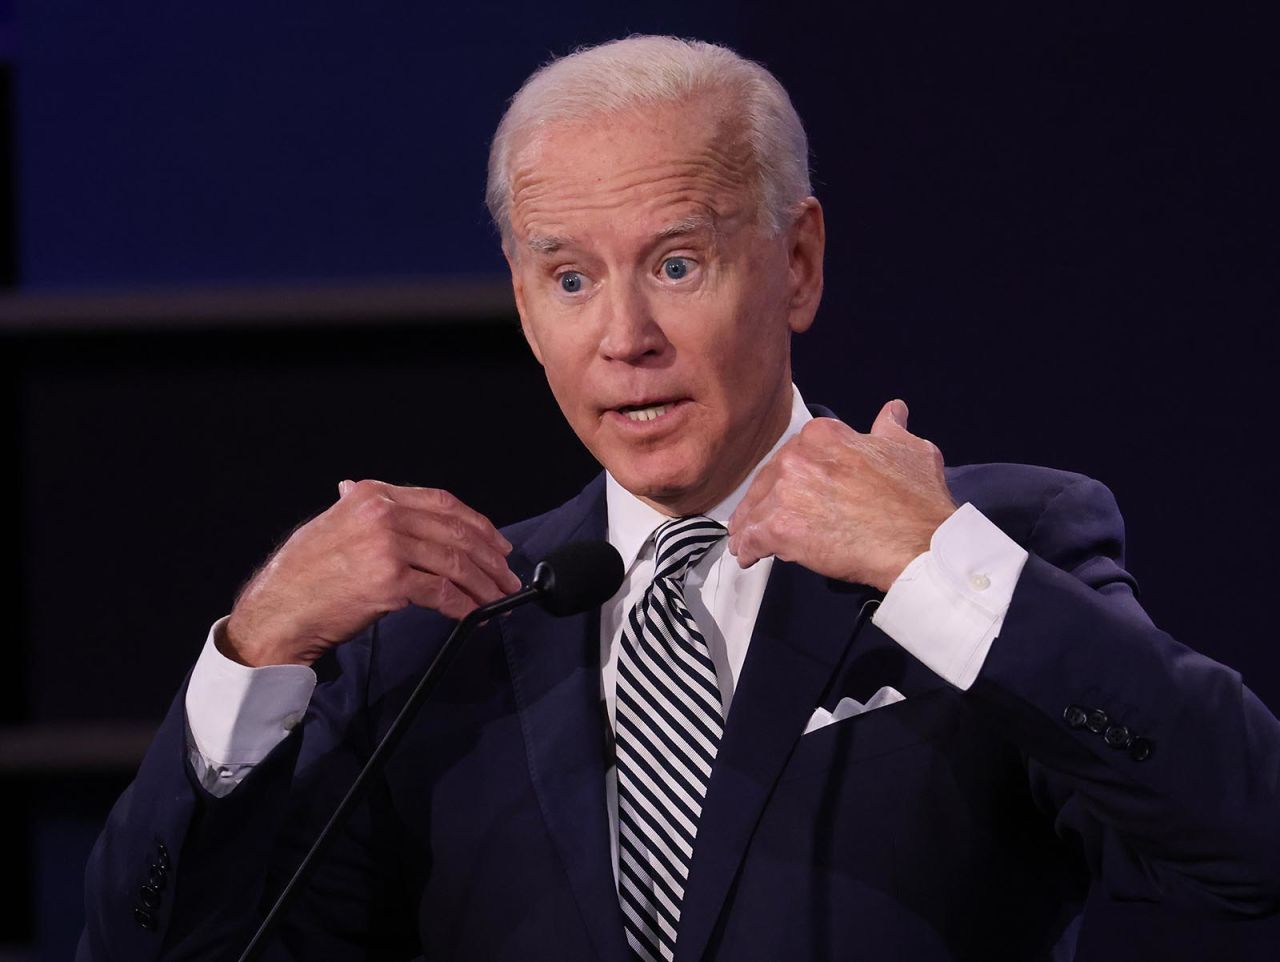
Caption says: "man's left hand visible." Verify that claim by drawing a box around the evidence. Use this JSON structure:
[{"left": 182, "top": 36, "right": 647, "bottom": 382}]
[{"left": 727, "top": 400, "right": 958, "bottom": 592}]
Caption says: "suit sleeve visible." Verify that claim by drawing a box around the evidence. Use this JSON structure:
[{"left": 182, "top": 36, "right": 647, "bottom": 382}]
[
  {"left": 969, "top": 476, "right": 1280, "bottom": 917},
  {"left": 77, "top": 622, "right": 421, "bottom": 961}
]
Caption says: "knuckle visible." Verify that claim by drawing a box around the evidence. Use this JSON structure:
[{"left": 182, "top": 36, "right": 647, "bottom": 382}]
[
  {"left": 804, "top": 417, "right": 840, "bottom": 441},
  {"left": 768, "top": 510, "right": 796, "bottom": 539},
  {"left": 442, "top": 545, "right": 467, "bottom": 579},
  {"left": 434, "top": 577, "right": 465, "bottom": 609},
  {"left": 777, "top": 447, "right": 804, "bottom": 473},
  {"left": 447, "top": 514, "right": 469, "bottom": 544},
  {"left": 428, "top": 487, "right": 458, "bottom": 509},
  {"left": 812, "top": 418, "right": 851, "bottom": 450},
  {"left": 355, "top": 494, "right": 394, "bottom": 525}
]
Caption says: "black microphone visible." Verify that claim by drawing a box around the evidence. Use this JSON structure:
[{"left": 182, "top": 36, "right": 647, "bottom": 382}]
[
  {"left": 237, "top": 540, "right": 624, "bottom": 962},
  {"left": 470, "top": 539, "right": 624, "bottom": 620}
]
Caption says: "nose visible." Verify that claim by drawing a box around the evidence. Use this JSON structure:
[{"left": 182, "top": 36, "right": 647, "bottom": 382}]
[{"left": 597, "top": 280, "right": 669, "bottom": 363}]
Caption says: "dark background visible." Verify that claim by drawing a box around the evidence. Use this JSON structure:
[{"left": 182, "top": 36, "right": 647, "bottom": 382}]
[{"left": 2, "top": 2, "right": 1276, "bottom": 959}]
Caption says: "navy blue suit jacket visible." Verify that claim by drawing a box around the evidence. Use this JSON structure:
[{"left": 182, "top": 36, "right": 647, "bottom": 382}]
[{"left": 79, "top": 459, "right": 1280, "bottom": 961}]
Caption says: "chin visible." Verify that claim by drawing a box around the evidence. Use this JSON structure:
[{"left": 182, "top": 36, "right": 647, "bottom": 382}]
[
  {"left": 610, "top": 455, "right": 701, "bottom": 503},
  {"left": 587, "top": 426, "right": 718, "bottom": 508},
  {"left": 615, "top": 467, "right": 688, "bottom": 500}
]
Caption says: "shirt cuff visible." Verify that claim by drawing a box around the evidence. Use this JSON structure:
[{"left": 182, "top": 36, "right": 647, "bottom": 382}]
[
  {"left": 184, "top": 616, "right": 317, "bottom": 767},
  {"left": 872, "top": 502, "right": 1028, "bottom": 690}
]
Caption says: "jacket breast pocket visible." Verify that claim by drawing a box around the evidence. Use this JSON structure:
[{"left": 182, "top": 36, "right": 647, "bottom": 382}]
[{"left": 779, "top": 688, "right": 961, "bottom": 783}]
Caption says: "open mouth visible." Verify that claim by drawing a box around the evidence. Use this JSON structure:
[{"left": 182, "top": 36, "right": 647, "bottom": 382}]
[
  {"left": 608, "top": 398, "right": 689, "bottom": 425},
  {"left": 619, "top": 402, "right": 674, "bottom": 422}
]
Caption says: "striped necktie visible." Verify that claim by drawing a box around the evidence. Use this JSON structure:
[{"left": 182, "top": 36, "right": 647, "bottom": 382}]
[{"left": 615, "top": 516, "right": 727, "bottom": 962}]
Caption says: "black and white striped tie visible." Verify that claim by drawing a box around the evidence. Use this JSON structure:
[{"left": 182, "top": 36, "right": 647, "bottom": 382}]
[{"left": 615, "top": 516, "right": 727, "bottom": 962}]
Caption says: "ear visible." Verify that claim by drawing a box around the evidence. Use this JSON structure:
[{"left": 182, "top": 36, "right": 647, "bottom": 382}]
[
  {"left": 505, "top": 245, "right": 545, "bottom": 366},
  {"left": 784, "top": 197, "right": 825, "bottom": 335}
]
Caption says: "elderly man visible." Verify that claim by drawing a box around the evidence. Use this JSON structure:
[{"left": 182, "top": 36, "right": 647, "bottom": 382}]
[{"left": 80, "top": 36, "right": 1278, "bottom": 962}]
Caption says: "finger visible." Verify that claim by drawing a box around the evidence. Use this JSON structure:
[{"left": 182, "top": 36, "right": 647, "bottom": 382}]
[
  {"left": 727, "top": 447, "right": 785, "bottom": 538},
  {"left": 727, "top": 476, "right": 766, "bottom": 544},
  {"left": 377, "top": 483, "right": 514, "bottom": 555},
  {"left": 393, "top": 535, "right": 511, "bottom": 606},
  {"left": 391, "top": 513, "right": 523, "bottom": 594},
  {"left": 399, "top": 571, "right": 478, "bottom": 621},
  {"left": 730, "top": 489, "right": 786, "bottom": 568},
  {"left": 730, "top": 527, "right": 763, "bottom": 568},
  {"left": 869, "top": 399, "right": 910, "bottom": 439},
  {"left": 730, "top": 514, "right": 770, "bottom": 569}
]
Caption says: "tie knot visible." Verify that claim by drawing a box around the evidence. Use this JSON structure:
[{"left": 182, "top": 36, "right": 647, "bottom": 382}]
[{"left": 652, "top": 516, "right": 726, "bottom": 584}]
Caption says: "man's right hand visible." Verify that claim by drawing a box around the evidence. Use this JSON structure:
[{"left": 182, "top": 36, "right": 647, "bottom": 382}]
[{"left": 221, "top": 479, "right": 523, "bottom": 668}]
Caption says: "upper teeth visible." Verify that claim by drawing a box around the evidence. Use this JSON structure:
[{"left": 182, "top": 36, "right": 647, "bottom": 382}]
[{"left": 625, "top": 404, "right": 669, "bottom": 422}]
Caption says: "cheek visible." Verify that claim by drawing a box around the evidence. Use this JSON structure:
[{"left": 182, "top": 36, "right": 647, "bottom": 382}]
[
  {"left": 522, "top": 301, "right": 589, "bottom": 382},
  {"left": 539, "top": 337, "right": 598, "bottom": 419},
  {"left": 710, "top": 307, "right": 787, "bottom": 388}
]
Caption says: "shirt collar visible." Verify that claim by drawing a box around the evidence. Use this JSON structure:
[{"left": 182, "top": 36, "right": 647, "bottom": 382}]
[{"left": 605, "top": 384, "right": 813, "bottom": 574}]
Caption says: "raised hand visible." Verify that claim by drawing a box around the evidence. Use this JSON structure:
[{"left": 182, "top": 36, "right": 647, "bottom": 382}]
[
  {"left": 223, "top": 480, "right": 522, "bottom": 667},
  {"left": 727, "top": 400, "right": 957, "bottom": 592}
]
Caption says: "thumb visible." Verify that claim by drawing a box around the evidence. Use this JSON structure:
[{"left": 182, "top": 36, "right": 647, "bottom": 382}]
[
  {"left": 869, "top": 399, "right": 910, "bottom": 437},
  {"left": 338, "top": 479, "right": 355, "bottom": 498}
]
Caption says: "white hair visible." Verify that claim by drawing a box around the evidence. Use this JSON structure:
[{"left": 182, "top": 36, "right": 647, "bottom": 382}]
[{"left": 485, "top": 35, "right": 812, "bottom": 249}]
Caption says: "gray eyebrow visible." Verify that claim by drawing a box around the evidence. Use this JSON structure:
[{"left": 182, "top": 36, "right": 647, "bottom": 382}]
[
  {"left": 524, "top": 216, "right": 717, "bottom": 256},
  {"left": 527, "top": 234, "right": 569, "bottom": 255},
  {"left": 655, "top": 215, "right": 717, "bottom": 241}
]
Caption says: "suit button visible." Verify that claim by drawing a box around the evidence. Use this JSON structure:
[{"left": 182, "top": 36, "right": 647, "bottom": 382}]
[
  {"left": 139, "top": 884, "right": 162, "bottom": 910},
  {"left": 1063, "top": 705, "right": 1089, "bottom": 729},
  {"left": 1085, "top": 709, "right": 1109, "bottom": 734},
  {"left": 1129, "top": 737, "right": 1154, "bottom": 762},
  {"left": 1104, "top": 724, "right": 1133, "bottom": 749},
  {"left": 156, "top": 844, "right": 171, "bottom": 870},
  {"left": 148, "top": 863, "right": 167, "bottom": 890},
  {"left": 134, "top": 907, "right": 157, "bottom": 931}
]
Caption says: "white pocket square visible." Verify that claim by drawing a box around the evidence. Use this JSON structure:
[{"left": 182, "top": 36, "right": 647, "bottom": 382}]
[{"left": 803, "top": 686, "right": 906, "bottom": 735}]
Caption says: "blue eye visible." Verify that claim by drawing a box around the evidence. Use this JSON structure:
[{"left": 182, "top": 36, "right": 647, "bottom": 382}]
[
  {"left": 559, "top": 271, "right": 584, "bottom": 293},
  {"left": 662, "top": 257, "right": 691, "bottom": 280}
]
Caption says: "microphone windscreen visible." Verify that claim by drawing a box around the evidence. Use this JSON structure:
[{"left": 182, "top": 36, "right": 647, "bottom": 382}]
[{"left": 535, "top": 540, "right": 625, "bottom": 616}]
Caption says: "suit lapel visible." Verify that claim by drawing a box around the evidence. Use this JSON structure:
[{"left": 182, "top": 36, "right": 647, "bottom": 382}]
[
  {"left": 495, "top": 451, "right": 882, "bottom": 962},
  {"left": 499, "top": 477, "right": 632, "bottom": 962},
  {"left": 674, "top": 559, "right": 881, "bottom": 962}
]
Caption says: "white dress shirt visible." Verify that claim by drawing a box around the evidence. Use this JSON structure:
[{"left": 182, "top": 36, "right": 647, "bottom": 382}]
[{"left": 185, "top": 385, "right": 1030, "bottom": 834}]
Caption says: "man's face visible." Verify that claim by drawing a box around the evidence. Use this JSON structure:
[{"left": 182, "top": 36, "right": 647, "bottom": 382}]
[{"left": 505, "top": 97, "right": 824, "bottom": 516}]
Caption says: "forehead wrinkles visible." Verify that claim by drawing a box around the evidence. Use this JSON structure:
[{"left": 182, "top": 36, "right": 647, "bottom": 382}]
[
  {"left": 509, "top": 111, "right": 758, "bottom": 240},
  {"left": 514, "top": 158, "right": 747, "bottom": 227}
]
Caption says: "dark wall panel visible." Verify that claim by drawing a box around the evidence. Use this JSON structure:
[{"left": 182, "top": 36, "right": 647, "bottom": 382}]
[
  {"left": 15, "top": 2, "right": 743, "bottom": 288},
  {"left": 16, "top": 321, "right": 598, "bottom": 720}
]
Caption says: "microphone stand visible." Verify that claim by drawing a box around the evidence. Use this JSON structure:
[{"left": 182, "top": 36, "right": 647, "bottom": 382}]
[{"left": 235, "top": 566, "right": 553, "bottom": 962}]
